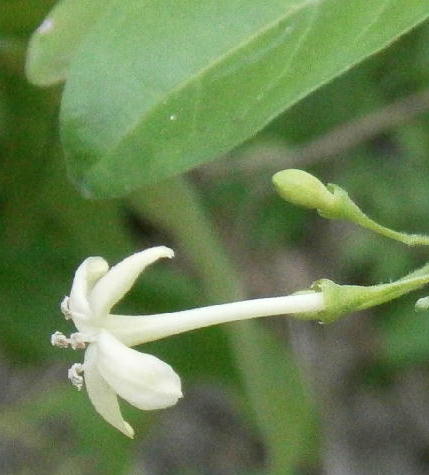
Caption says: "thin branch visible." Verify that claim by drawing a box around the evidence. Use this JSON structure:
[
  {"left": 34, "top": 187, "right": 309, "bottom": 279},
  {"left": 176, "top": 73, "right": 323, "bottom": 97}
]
[{"left": 290, "top": 88, "right": 429, "bottom": 168}]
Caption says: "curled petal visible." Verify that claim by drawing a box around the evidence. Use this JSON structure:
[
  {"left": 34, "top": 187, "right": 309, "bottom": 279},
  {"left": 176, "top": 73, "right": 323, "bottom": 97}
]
[
  {"left": 89, "top": 247, "right": 174, "bottom": 318},
  {"left": 69, "top": 257, "right": 109, "bottom": 315},
  {"left": 84, "top": 343, "right": 135, "bottom": 438},
  {"left": 95, "top": 331, "right": 182, "bottom": 411}
]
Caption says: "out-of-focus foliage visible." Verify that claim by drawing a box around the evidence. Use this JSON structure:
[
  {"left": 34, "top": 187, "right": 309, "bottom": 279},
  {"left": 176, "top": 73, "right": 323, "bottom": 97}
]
[{"left": 3, "top": 1, "right": 429, "bottom": 474}]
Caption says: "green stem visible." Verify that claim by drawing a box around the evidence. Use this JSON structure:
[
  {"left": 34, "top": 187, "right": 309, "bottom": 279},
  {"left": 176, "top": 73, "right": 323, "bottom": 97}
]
[
  {"left": 348, "top": 207, "right": 429, "bottom": 246},
  {"left": 326, "top": 184, "right": 429, "bottom": 246},
  {"left": 130, "top": 176, "right": 310, "bottom": 474},
  {"left": 130, "top": 176, "right": 243, "bottom": 302}
]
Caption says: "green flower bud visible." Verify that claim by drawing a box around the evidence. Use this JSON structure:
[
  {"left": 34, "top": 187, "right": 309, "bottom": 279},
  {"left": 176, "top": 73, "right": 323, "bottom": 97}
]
[
  {"left": 273, "top": 169, "right": 429, "bottom": 246},
  {"left": 272, "top": 169, "right": 335, "bottom": 212},
  {"left": 415, "top": 296, "right": 429, "bottom": 312}
]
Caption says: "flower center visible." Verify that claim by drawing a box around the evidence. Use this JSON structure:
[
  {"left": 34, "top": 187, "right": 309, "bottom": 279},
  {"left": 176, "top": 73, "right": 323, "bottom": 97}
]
[{"left": 51, "top": 332, "right": 91, "bottom": 391}]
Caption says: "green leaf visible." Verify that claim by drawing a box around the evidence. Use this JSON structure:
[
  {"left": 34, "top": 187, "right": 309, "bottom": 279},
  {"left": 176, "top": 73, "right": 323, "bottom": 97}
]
[
  {"left": 26, "top": 0, "right": 114, "bottom": 86},
  {"left": 61, "top": 0, "right": 429, "bottom": 198}
]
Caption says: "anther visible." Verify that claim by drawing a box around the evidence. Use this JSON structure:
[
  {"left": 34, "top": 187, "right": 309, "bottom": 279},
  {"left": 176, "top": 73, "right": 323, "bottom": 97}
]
[
  {"left": 51, "top": 331, "right": 70, "bottom": 348},
  {"left": 68, "top": 363, "right": 84, "bottom": 391}
]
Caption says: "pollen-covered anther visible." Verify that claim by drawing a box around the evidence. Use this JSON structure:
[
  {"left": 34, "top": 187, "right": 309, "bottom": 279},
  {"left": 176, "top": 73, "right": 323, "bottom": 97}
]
[
  {"left": 60, "top": 296, "right": 72, "bottom": 320},
  {"left": 51, "top": 331, "right": 70, "bottom": 348},
  {"left": 68, "top": 363, "right": 84, "bottom": 391},
  {"left": 70, "top": 332, "right": 88, "bottom": 350}
]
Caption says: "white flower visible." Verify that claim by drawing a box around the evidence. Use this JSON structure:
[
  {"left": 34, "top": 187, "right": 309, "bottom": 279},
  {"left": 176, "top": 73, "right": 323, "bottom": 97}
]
[{"left": 52, "top": 247, "right": 325, "bottom": 437}]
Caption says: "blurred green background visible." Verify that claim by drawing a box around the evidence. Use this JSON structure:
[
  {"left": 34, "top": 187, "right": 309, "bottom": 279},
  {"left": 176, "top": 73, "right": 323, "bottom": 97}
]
[{"left": 3, "top": 2, "right": 429, "bottom": 474}]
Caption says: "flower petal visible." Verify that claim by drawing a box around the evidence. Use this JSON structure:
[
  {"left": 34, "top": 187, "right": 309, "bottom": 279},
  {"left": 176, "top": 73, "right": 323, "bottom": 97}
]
[
  {"left": 89, "top": 247, "right": 174, "bottom": 318},
  {"left": 69, "top": 257, "right": 109, "bottom": 315},
  {"left": 95, "top": 331, "right": 182, "bottom": 410},
  {"left": 83, "top": 343, "right": 135, "bottom": 438}
]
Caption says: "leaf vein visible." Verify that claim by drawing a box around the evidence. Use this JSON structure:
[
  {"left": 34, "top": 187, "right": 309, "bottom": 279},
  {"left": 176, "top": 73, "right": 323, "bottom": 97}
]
[
  {"left": 264, "top": 2, "right": 320, "bottom": 96},
  {"left": 352, "top": 0, "right": 392, "bottom": 46}
]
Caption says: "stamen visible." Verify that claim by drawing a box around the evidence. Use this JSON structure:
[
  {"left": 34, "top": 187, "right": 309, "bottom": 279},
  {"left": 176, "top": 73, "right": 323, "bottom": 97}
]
[
  {"left": 60, "top": 296, "right": 72, "bottom": 320},
  {"left": 51, "top": 331, "right": 70, "bottom": 348},
  {"left": 68, "top": 363, "right": 84, "bottom": 390}
]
